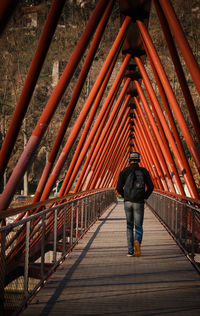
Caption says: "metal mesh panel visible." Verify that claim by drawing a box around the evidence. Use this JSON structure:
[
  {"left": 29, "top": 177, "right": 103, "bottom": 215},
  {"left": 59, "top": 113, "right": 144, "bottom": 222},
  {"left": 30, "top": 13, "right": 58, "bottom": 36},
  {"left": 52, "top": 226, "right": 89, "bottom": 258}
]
[
  {"left": 147, "top": 192, "right": 200, "bottom": 267},
  {"left": 0, "top": 189, "right": 116, "bottom": 314}
]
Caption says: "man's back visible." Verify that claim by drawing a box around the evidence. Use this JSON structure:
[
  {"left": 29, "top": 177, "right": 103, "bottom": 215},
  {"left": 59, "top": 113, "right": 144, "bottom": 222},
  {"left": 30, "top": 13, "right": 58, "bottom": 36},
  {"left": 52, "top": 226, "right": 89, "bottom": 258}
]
[{"left": 116, "top": 162, "right": 154, "bottom": 203}]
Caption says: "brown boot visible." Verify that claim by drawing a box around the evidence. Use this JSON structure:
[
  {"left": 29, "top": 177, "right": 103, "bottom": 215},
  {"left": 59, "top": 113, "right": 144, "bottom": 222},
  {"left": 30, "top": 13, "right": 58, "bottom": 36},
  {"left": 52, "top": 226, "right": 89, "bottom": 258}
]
[{"left": 134, "top": 240, "right": 141, "bottom": 257}]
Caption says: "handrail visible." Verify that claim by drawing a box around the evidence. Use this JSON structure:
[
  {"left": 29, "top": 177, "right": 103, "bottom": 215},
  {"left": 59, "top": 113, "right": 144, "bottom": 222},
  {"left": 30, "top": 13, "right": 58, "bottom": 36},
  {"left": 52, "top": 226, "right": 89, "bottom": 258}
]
[
  {"left": 0, "top": 188, "right": 112, "bottom": 219},
  {"left": 154, "top": 189, "right": 200, "bottom": 206},
  {"left": 0, "top": 189, "right": 117, "bottom": 315},
  {"left": 147, "top": 191, "right": 200, "bottom": 272}
]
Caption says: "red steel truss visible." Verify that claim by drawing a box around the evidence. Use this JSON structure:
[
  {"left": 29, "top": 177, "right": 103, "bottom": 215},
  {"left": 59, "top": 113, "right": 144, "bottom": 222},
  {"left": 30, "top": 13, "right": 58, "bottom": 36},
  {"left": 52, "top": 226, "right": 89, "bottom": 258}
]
[{"left": 0, "top": 0, "right": 199, "bottom": 216}]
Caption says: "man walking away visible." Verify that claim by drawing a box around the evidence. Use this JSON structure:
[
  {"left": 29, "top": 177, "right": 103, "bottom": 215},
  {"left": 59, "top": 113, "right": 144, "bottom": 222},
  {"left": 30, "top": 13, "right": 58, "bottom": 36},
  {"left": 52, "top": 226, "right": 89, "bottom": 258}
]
[{"left": 116, "top": 152, "right": 154, "bottom": 257}]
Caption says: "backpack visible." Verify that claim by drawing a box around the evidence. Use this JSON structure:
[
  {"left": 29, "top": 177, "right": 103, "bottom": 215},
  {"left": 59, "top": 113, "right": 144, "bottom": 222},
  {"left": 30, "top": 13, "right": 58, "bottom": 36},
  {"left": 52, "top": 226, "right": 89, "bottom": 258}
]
[{"left": 124, "top": 168, "right": 145, "bottom": 202}]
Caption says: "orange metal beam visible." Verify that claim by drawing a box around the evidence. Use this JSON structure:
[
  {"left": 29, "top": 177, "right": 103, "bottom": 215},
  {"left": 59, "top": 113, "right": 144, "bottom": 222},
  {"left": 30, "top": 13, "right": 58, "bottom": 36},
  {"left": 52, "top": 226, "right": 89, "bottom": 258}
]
[
  {"left": 158, "top": 0, "right": 200, "bottom": 95},
  {"left": 154, "top": 0, "right": 200, "bottom": 144},
  {"left": 137, "top": 20, "right": 200, "bottom": 173},
  {"left": 32, "top": 0, "right": 115, "bottom": 203},
  {"left": 135, "top": 57, "right": 199, "bottom": 198}
]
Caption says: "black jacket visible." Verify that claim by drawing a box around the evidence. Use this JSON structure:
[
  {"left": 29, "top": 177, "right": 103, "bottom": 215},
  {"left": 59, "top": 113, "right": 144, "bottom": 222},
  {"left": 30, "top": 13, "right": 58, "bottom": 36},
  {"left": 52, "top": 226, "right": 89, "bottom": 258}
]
[{"left": 116, "top": 163, "right": 154, "bottom": 203}]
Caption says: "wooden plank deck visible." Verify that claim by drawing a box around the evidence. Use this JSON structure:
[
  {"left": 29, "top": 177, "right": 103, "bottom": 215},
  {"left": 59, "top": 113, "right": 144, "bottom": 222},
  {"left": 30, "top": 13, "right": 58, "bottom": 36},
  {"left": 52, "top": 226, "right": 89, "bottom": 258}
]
[{"left": 22, "top": 201, "right": 200, "bottom": 315}]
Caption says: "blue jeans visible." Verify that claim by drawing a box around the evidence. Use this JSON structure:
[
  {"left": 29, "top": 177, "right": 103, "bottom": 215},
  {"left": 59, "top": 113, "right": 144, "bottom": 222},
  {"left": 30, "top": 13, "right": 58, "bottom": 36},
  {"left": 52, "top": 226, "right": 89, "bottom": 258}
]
[{"left": 124, "top": 201, "right": 144, "bottom": 254}]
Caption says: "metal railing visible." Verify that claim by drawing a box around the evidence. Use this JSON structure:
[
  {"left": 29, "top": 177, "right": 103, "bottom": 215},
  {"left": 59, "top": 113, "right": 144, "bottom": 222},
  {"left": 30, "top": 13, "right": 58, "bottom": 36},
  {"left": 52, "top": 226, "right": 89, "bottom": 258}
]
[
  {"left": 147, "top": 191, "right": 200, "bottom": 270},
  {"left": 0, "top": 189, "right": 117, "bottom": 315}
]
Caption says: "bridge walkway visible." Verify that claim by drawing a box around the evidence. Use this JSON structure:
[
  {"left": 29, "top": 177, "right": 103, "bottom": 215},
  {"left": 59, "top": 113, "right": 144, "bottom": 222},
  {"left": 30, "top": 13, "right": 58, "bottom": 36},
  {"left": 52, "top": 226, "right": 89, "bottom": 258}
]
[{"left": 22, "top": 201, "right": 200, "bottom": 316}]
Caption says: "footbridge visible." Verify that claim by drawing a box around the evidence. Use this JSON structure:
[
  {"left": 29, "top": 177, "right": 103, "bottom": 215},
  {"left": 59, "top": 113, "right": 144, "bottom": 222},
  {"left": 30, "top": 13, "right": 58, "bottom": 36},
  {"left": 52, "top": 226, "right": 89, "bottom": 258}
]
[{"left": 0, "top": 0, "right": 200, "bottom": 315}]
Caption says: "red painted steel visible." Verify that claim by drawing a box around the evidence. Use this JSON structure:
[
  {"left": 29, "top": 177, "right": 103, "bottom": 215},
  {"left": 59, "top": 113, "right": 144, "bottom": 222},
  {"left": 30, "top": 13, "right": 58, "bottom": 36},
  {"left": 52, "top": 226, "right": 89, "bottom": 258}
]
[
  {"left": 154, "top": 0, "right": 200, "bottom": 144},
  {"left": 0, "top": 0, "right": 111, "bottom": 211},
  {"left": 134, "top": 96, "right": 174, "bottom": 193},
  {"left": 135, "top": 131, "right": 159, "bottom": 189},
  {"left": 89, "top": 94, "right": 131, "bottom": 189},
  {"left": 105, "top": 131, "right": 129, "bottom": 188},
  {"left": 86, "top": 86, "right": 131, "bottom": 189},
  {"left": 134, "top": 112, "right": 164, "bottom": 190},
  {"left": 0, "top": 0, "right": 66, "bottom": 181},
  {"left": 32, "top": 0, "right": 115, "bottom": 203},
  {"left": 101, "top": 118, "right": 129, "bottom": 188},
  {"left": 137, "top": 20, "right": 200, "bottom": 173},
  {"left": 60, "top": 56, "right": 131, "bottom": 195},
  {"left": 40, "top": 17, "right": 132, "bottom": 201},
  {"left": 97, "top": 107, "right": 130, "bottom": 188},
  {"left": 134, "top": 81, "right": 183, "bottom": 194},
  {"left": 111, "top": 135, "right": 130, "bottom": 188},
  {"left": 141, "top": 38, "right": 199, "bottom": 194},
  {"left": 82, "top": 92, "right": 130, "bottom": 190},
  {"left": 159, "top": 0, "right": 200, "bottom": 96},
  {"left": 70, "top": 34, "right": 132, "bottom": 192},
  {"left": 135, "top": 57, "right": 199, "bottom": 198},
  {"left": 73, "top": 62, "right": 131, "bottom": 193},
  {"left": 96, "top": 108, "right": 129, "bottom": 188},
  {"left": 134, "top": 130, "right": 158, "bottom": 189},
  {"left": 134, "top": 97, "right": 171, "bottom": 191},
  {"left": 61, "top": 56, "right": 118, "bottom": 195},
  {"left": 63, "top": 77, "right": 131, "bottom": 194}
]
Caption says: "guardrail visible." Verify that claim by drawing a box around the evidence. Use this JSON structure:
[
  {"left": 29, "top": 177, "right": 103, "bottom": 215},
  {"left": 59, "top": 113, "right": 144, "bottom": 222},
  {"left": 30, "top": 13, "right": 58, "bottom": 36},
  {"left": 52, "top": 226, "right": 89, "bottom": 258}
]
[
  {"left": 147, "top": 191, "right": 200, "bottom": 271},
  {"left": 0, "top": 189, "right": 117, "bottom": 315}
]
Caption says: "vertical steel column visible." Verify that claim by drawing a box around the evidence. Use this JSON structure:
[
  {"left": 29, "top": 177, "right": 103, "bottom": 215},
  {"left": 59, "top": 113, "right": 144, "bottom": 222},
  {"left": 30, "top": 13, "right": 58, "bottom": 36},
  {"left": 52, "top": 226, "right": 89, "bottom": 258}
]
[
  {"left": 137, "top": 20, "right": 200, "bottom": 172},
  {"left": 32, "top": 0, "right": 115, "bottom": 202},
  {"left": 40, "top": 17, "right": 132, "bottom": 201},
  {"left": 0, "top": 0, "right": 110, "bottom": 211},
  {"left": 135, "top": 57, "right": 199, "bottom": 198},
  {"left": 158, "top": 0, "right": 200, "bottom": 95},
  {"left": 154, "top": 0, "right": 200, "bottom": 144}
]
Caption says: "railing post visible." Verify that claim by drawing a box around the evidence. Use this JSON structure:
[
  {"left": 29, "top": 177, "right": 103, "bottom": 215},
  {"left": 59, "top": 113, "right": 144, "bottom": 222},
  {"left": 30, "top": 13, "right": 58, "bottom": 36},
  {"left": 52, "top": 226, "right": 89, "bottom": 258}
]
[
  {"left": 63, "top": 207, "right": 67, "bottom": 256},
  {"left": 179, "top": 204, "right": 183, "bottom": 244},
  {"left": 175, "top": 203, "right": 178, "bottom": 238},
  {"left": 70, "top": 203, "right": 74, "bottom": 247},
  {"left": 81, "top": 200, "right": 84, "bottom": 234},
  {"left": 24, "top": 221, "right": 30, "bottom": 297},
  {"left": 85, "top": 197, "right": 88, "bottom": 230},
  {"left": 0, "top": 230, "right": 6, "bottom": 314},
  {"left": 53, "top": 210, "right": 58, "bottom": 264},
  {"left": 41, "top": 214, "right": 46, "bottom": 279},
  {"left": 191, "top": 210, "right": 196, "bottom": 259},
  {"left": 76, "top": 202, "right": 79, "bottom": 240}
]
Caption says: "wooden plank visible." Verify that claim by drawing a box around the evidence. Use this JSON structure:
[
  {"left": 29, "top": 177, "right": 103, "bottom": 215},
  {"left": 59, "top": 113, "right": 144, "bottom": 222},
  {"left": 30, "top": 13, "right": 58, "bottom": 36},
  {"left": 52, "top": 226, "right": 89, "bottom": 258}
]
[{"left": 22, "top": 202, "right": 200, "bottom": 315}]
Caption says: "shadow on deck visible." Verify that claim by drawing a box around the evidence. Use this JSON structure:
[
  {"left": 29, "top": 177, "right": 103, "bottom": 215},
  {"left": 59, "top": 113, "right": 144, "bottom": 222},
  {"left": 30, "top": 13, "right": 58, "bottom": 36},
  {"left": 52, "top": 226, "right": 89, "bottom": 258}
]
[{"left": 22, "top": 201, "right": 200, "bottom": 316}]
